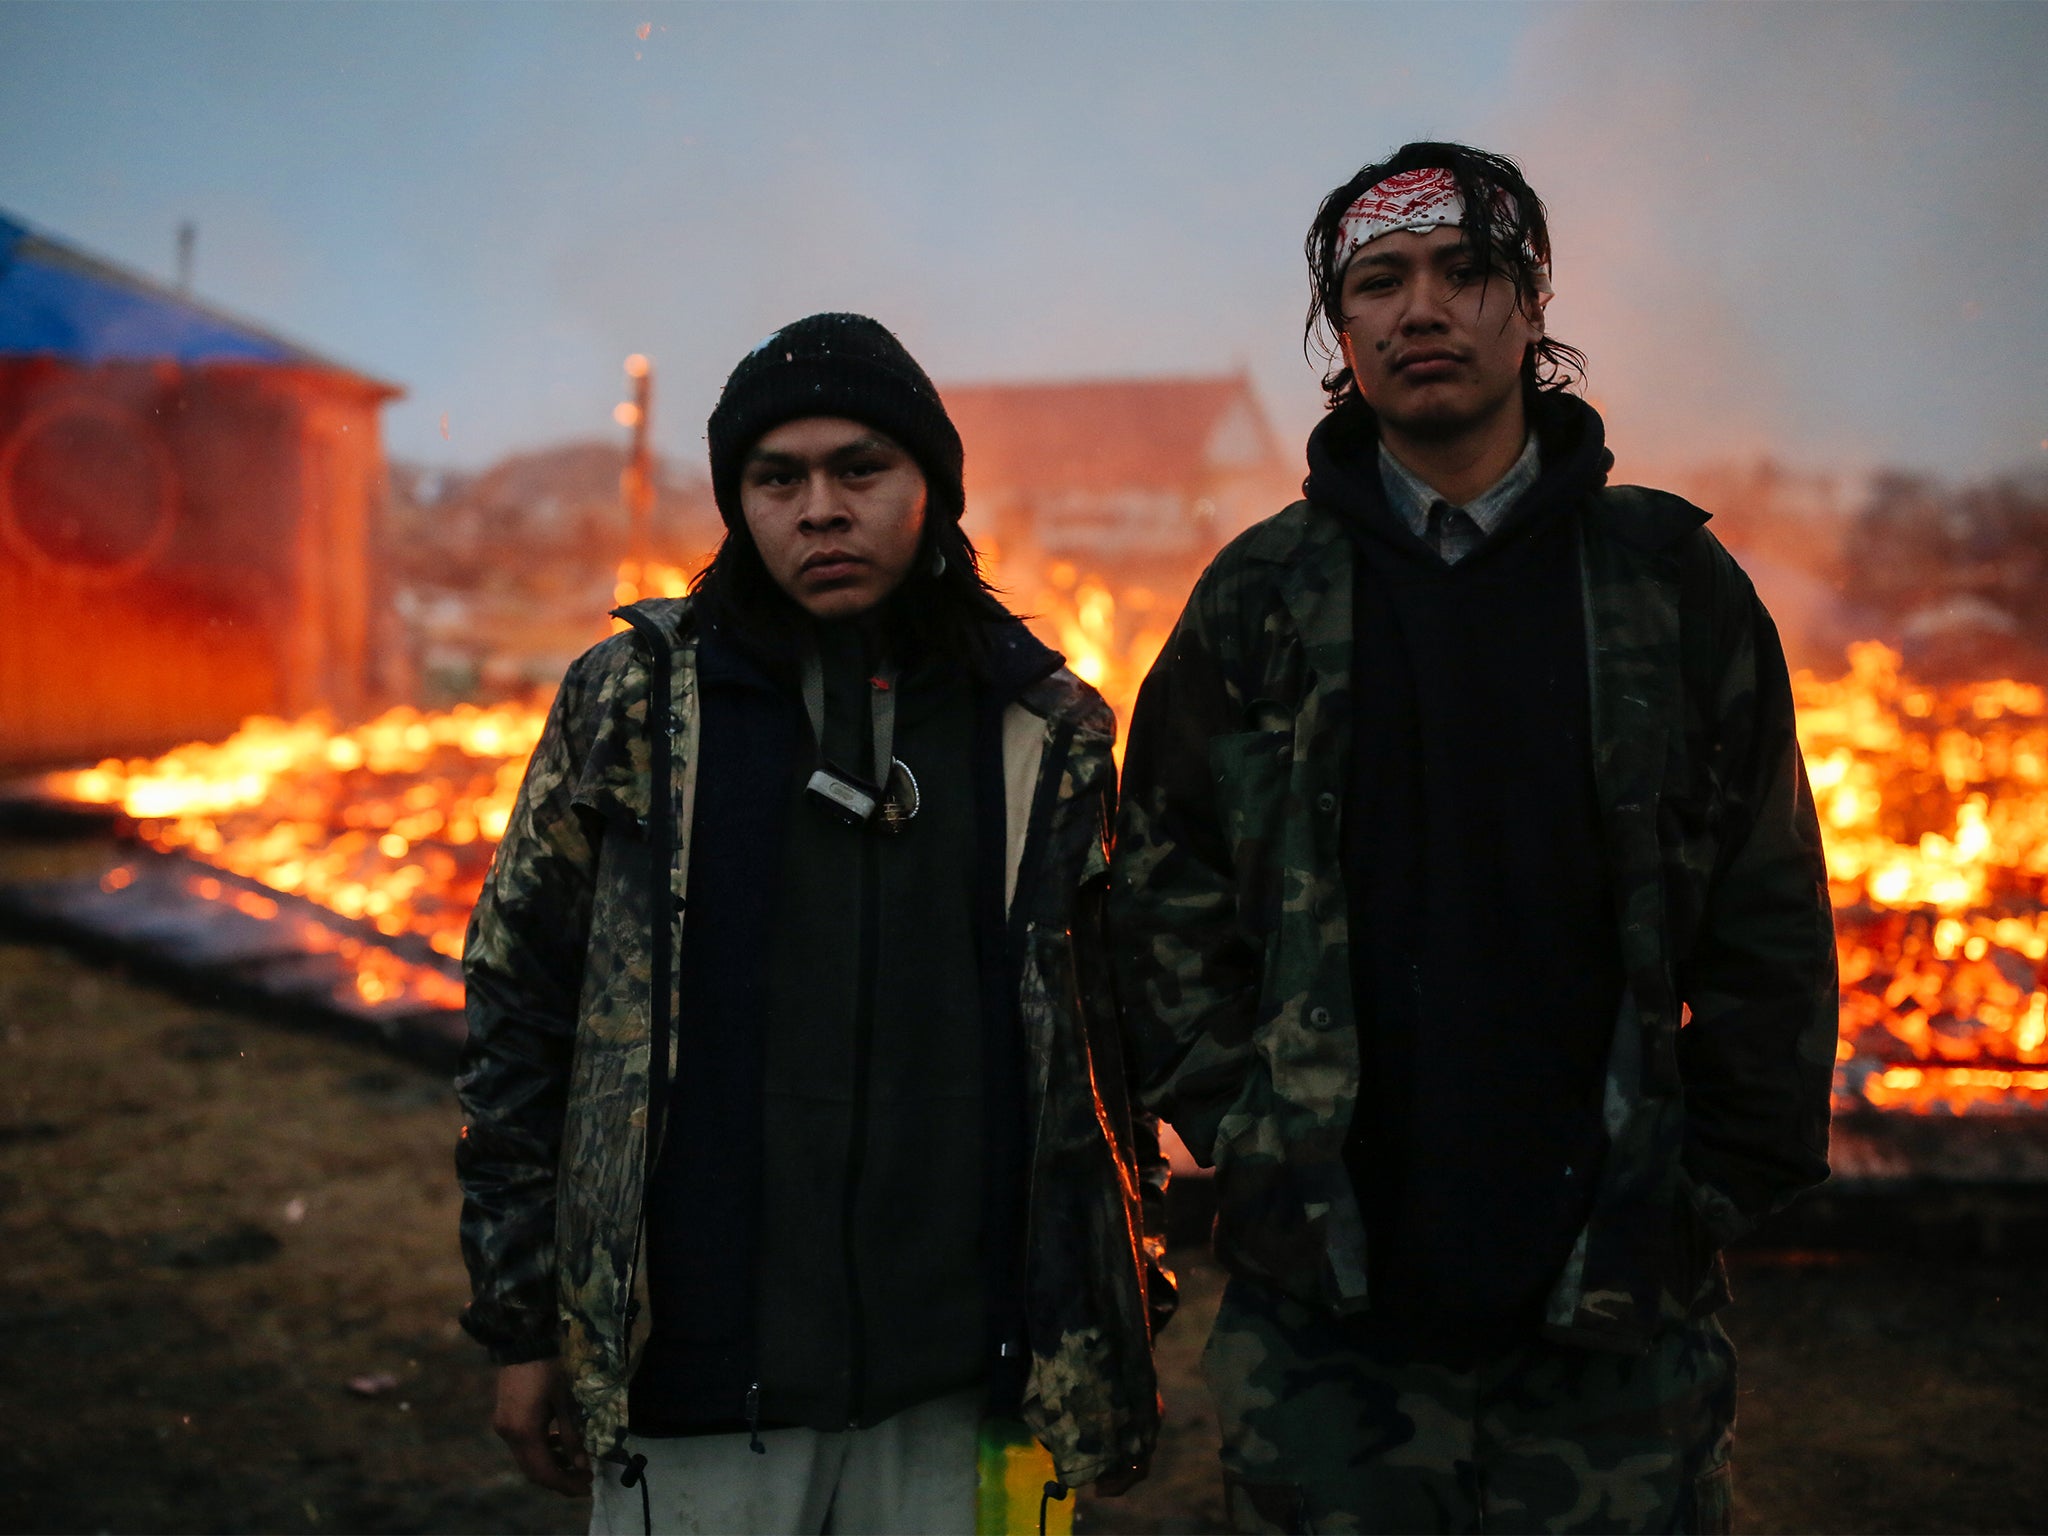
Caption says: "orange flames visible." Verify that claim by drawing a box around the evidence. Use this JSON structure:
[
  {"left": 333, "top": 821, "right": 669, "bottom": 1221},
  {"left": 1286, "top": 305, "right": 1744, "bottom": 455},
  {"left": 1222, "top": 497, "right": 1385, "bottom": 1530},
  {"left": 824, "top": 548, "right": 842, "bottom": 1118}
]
[
  {"left": 984, "top": 551, "right": 1172, "bottom": 757},
  {"left": 611, "top": 556, "right": 695, "bottom": 613},
  {"left": 1798, "top": 642, "right": 2048, "bottom": 1112},
  {"left": 45, "top": 576, "right": 2048, "bottom": 1114},
  {"left": 52, "top": 702, "right": 548, "bottom": 1008}
]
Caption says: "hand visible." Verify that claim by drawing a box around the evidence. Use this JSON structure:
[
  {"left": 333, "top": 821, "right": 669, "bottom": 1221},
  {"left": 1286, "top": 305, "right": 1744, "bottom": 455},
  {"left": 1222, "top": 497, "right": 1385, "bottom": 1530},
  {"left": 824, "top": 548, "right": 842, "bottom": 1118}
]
[
  {"left": 492, "top": 1358, "right": 592, "bottom": 1496},
  {"left": 1092, "top": 1457, "right": 1151, "bottom": 1497}
]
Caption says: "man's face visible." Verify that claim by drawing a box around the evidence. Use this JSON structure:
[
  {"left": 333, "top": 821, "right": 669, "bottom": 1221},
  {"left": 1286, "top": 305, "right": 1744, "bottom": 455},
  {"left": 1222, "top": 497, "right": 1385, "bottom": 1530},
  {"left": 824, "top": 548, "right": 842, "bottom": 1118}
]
[
  {"left": 739, "top": 415, "right": 929, "bottom": 622},
  {"left": 1337, "top": 223, "right": 1543, "bottom": 440}
]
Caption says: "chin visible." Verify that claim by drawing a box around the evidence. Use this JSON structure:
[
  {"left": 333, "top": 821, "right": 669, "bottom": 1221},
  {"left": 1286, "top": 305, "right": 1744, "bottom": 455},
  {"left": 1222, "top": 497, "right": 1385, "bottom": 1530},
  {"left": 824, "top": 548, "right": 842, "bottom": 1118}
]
[
  {"left": 1375, "top": 403, "right": 1478, "bottom": 441},
  {"left": 799, "top": 587, "right": 884, "bottom": 622},
  {"left": 1375, "top": 386, "right": 1511, "bottom": 441}
]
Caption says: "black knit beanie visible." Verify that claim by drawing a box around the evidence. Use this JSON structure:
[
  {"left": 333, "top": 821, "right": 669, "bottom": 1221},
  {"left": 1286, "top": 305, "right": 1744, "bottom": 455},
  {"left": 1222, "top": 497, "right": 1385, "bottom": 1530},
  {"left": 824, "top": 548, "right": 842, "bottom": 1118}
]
[{"left": 706, "top": 313, "right": 964, "bottom": 530}]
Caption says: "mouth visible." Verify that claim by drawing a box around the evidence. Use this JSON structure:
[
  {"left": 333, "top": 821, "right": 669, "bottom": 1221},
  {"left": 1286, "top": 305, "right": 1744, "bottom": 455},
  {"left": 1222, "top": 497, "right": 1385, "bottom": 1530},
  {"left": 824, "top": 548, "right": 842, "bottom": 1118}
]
[
  {"left": 800, "top": 551, "right": 867, "bottom": 584},
  {"left": 1392, "top": 348, "right": 1465, "bottom": 379}
]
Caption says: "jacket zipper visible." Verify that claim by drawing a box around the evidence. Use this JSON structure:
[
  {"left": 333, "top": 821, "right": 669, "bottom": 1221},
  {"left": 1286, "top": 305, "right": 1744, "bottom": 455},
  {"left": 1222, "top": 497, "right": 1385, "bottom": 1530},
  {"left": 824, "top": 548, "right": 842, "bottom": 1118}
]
[{"left": 842, "top": 822, "right": 881, "bottom": 1426}]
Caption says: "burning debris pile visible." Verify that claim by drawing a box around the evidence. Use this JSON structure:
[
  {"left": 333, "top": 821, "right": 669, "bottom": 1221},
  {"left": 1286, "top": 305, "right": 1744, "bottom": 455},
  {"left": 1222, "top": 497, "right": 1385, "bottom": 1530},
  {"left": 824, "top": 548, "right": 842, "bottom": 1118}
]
[
  {"left": 36, "top": 614, "right": 2048, "bottom": 1116},
  {"left": 44, "top": 701, "right": 546, "bottom": 1014},
  {"left": 1800, "top": 642, "right": 2048, "bottom": 1112}
]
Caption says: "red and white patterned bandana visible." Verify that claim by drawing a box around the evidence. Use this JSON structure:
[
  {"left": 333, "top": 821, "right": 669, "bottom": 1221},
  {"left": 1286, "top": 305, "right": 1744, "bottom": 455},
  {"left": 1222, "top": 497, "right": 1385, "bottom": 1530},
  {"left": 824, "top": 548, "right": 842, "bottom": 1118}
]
[{"left": 1335, "top": 166, "right": 1550, "bottom": 292}]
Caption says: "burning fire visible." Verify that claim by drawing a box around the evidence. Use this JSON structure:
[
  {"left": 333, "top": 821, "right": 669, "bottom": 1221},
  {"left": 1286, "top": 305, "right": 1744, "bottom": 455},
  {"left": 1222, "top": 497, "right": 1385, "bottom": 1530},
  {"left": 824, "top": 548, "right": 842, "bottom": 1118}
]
[
  {"left": 612, "top": 556, "right": 694, "bottom": 613},
  {"left": 44, "top": 562, "right": 2048, "bottom": 1114},
  {"left": 984, "top": 551, "right": 1170, "bottom": 756},
  {"left": 52, "top": 702, "right": 548, "bottom": 1008},
  {"left": 1800, "top": 642, "right": 2048, "bottom": 1112}
]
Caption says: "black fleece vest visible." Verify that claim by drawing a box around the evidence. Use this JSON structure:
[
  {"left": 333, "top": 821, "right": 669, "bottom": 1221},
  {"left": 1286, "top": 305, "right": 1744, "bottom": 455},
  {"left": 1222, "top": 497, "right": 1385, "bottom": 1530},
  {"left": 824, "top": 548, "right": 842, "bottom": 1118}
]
[{"left": 1308, "top": 396, "right": 1625, "bottom": 1352}]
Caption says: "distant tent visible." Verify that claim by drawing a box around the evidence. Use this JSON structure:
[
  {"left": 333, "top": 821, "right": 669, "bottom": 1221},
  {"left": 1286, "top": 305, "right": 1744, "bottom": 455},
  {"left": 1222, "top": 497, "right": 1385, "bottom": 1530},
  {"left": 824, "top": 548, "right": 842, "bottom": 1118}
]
[{"left": 0, "top": 209, "right": 402, "bottom": 768}]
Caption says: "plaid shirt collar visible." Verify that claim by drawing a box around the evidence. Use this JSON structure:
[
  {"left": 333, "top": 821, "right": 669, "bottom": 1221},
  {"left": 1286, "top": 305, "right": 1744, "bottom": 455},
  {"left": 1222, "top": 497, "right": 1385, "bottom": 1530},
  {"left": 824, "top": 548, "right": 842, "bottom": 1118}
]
[{"left": 1378, "top": 432, "right": 1542, "bottom": 563}]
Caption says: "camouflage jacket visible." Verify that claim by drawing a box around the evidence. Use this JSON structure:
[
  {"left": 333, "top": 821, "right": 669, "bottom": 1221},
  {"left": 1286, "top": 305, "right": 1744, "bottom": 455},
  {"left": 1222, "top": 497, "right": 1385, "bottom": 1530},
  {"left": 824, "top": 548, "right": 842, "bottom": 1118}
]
[
  {"left": 1111, "top": 487, "right": 1838, "bottom": 1350},
  {"left": 456, "top": 597, "right": 1160, "bottom": 1484}
]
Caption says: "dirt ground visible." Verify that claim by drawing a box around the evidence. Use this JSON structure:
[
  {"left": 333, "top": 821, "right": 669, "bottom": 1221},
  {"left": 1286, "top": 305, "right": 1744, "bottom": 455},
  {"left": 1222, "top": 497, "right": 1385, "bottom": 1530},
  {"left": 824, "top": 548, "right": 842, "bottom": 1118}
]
[{"left": 2, "top": 915, "right": 2045, "bottom": 1534}]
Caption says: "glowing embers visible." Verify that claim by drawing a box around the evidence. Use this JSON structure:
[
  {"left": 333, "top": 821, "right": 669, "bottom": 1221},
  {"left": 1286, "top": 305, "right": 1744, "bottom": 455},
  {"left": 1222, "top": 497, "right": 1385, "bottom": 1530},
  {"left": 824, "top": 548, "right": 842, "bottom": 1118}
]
[
  {"left": 1801, "top": 642, "right": 2048, "bottom": 1112},
  {"left": 0, "top": 851, "right": 467, "bottom": 1040},
  {"left": 48, "top": 700, "right": 547, "bottom": 969}
]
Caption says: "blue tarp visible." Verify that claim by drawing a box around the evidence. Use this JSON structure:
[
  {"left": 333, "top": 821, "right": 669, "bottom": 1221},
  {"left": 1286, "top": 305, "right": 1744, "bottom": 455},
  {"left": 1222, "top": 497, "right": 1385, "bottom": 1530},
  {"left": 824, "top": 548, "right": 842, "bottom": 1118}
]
[{"left": 0, "top": 210, "right": 310, "bottom": 367}]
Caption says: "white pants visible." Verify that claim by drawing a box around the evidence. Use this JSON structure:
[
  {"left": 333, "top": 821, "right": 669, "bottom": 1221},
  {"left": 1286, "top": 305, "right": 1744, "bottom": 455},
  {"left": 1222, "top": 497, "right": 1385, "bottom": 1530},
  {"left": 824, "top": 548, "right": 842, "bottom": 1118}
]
[{"left": 589, "top": 1387, "right": 981, "bottom": 1536}]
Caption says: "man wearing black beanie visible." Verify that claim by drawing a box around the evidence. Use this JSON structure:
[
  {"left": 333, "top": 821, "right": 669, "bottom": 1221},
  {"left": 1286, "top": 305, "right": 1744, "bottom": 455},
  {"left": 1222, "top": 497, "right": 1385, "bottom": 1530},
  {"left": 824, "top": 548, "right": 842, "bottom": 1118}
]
[{"left": 456, "top": 313, "right": 1169, "bottom": 1533}]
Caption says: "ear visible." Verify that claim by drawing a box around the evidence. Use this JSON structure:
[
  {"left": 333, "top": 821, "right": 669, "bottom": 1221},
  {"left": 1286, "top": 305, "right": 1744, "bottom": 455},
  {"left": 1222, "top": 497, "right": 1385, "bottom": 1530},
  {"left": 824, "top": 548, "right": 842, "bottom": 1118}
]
[{"left": 1338, "top": 329, "right": 1359, "bottom": 376}]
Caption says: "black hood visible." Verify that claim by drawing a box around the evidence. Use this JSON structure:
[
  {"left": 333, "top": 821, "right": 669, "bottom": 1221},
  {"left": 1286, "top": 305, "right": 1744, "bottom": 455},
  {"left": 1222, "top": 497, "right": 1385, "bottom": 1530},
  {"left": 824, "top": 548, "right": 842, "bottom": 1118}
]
[
  {"left": 1304, "top": 391, "right": 1615, "bottom": 566},
  {"left": 980, "top": 611, "right": 1065, "bottom": 703}
]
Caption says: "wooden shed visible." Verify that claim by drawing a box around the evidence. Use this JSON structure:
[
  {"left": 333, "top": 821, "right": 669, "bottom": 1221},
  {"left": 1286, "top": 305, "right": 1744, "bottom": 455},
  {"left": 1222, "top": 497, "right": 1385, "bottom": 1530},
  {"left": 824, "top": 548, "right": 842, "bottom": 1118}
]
[{"left": 0, "top": 210, "right": 401, "bottom": 770}]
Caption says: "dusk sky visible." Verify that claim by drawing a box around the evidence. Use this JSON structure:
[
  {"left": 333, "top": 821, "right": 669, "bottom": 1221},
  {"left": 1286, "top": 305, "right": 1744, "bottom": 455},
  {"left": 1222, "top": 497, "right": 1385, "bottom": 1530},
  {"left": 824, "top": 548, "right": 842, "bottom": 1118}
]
[{"left": 3, "top": 1, "right": 2042, "bottom": 485}]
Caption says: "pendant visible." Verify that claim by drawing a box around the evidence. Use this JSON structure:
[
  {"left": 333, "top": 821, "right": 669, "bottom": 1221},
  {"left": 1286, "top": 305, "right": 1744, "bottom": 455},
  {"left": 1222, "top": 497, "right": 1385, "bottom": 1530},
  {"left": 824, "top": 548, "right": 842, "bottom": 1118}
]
[{"left": 875, "top": 758, "right": 920, "bottom": 835}]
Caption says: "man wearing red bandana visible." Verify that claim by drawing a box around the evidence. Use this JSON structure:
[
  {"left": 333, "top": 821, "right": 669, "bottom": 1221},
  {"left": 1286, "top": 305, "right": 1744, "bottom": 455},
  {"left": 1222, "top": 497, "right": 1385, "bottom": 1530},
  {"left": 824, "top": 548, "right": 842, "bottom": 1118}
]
[{"left": 1111, "top": 142, "right": 1839, "bottom": 1532}]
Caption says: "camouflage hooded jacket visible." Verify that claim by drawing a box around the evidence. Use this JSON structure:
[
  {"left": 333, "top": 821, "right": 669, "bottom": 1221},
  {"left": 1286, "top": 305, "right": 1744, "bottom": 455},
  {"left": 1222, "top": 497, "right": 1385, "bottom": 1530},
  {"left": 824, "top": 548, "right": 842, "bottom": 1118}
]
[
  {"left": 456, "top": 596, "right": 1160, "bottom": 1484},
  {"left": 1110, "top": 485, "right": 1838, "bottom": 1350}
]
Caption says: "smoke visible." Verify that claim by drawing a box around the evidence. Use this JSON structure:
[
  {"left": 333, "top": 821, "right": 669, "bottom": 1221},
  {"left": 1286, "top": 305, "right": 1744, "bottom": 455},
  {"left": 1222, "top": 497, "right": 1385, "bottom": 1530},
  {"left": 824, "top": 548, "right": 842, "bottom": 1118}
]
[
  {"left": 1490, "top": 3, "right": 2048, "bottom": 484},
  {"left": 7, "top": 4, "right": 2038, "bottom": 484}
]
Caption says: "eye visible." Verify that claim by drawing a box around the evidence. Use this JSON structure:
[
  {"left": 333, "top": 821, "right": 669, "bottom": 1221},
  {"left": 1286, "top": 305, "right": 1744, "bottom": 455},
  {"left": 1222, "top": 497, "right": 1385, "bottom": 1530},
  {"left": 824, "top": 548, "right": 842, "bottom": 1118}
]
[{"left": 841, "top": 457, "right": 889, "bottom": 480}]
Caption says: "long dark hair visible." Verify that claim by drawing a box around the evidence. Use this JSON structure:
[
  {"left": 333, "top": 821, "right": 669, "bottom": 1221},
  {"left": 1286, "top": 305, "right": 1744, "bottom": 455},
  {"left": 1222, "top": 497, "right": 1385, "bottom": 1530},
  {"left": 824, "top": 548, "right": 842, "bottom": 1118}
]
[
  {"left": 1303, "top": 141, "right": 1587, "bottom": 412},
  {"left": 689, "top": 503, "right": 1010, "bottom": 675}
]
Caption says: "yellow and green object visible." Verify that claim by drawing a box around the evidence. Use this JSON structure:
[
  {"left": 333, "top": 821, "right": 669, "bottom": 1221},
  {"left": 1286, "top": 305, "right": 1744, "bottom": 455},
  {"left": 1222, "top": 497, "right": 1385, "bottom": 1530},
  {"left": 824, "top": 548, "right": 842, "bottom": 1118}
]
[{"left": 975, "top": 1416, "right": 1072, "bottom": 1536}]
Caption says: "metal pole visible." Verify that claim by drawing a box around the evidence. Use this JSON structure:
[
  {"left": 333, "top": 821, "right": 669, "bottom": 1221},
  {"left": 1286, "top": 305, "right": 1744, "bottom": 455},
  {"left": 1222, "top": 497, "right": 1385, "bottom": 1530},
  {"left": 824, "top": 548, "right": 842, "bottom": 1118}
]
[{"left": 621, "top": 354, "right": 654, "bottom": 578}]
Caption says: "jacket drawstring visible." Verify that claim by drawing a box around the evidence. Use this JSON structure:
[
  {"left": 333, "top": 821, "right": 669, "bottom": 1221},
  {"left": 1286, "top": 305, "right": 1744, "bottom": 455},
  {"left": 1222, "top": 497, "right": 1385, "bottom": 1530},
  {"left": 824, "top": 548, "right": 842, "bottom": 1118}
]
[
  {"left": 1039, "top": 1478, "right": 1069, "bottom": 1536},
  {"left": 745, "top": 1380, "right": 766, "bottom": 1454},
  {"left": 615, "top": 1450, "right": 652, "bottom": 1536}
]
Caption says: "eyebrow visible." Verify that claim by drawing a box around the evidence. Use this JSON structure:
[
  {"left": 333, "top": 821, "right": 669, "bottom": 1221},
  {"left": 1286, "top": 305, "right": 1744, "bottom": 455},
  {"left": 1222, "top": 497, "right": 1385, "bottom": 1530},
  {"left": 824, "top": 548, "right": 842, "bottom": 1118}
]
[
  {"left": 1346, "top": 239, "right": 1479, "bottom": 276},
  {"left": 743, "top": 434, "right": 897, "bottom": 471}
]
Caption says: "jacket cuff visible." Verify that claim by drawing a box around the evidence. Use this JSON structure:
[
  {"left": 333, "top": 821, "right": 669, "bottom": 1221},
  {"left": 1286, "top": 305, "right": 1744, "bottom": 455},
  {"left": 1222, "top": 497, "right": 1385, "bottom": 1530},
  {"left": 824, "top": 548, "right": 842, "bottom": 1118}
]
[
  {"left": 460, "top": 1308, "right": 560, "bottom": 1366},
  {"left": 486, "top": 1337, "right": 562, "bottom": 1367}
]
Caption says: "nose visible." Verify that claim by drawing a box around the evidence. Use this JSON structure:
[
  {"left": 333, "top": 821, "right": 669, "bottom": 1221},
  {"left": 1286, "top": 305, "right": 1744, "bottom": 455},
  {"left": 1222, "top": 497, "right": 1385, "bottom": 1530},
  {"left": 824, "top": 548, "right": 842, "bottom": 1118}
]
[
  {"left": 795, "top": 471, "right": 853, "bottom": 533},
  {"left": 1396, "top": 274, "right": 1453, "bottom": 335}
]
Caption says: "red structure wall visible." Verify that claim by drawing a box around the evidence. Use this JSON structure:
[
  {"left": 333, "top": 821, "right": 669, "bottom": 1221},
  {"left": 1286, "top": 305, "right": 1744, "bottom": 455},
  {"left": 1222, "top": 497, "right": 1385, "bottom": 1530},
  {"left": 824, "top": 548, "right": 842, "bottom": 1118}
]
[{"left": 0, "top": 357, "right": 393, "bottom": 768}]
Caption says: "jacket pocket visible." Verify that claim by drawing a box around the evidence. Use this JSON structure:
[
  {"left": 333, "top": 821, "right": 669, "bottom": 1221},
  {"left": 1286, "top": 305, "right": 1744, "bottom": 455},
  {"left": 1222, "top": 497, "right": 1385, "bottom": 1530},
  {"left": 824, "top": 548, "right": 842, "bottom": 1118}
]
[{"left": 1207, "top": 729, "right": 1292, "bottom": 936}]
